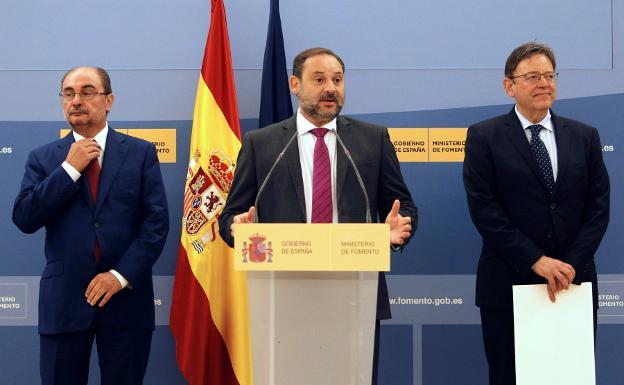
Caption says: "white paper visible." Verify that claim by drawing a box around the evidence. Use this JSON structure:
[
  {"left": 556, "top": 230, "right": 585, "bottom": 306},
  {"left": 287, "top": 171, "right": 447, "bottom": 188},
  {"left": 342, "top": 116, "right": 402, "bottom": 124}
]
[{"left": 513, "top": 282, "right": 595, "bottom": 385}]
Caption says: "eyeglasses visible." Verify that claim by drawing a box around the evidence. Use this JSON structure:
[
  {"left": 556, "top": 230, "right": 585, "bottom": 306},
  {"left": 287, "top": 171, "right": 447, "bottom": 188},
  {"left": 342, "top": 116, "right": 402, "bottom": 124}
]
[
  {"left": 59, "top": 89, "right": 109, "bottom": 102},
  {"left": 509, "top": 72, "right": 559, "bottom": 84}
]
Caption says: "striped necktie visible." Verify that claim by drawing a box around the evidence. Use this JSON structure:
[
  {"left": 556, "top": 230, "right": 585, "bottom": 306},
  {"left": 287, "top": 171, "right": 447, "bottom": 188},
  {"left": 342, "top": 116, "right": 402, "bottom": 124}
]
[{"left": 310, "top": 128, "right": 332, "bottom": 223}]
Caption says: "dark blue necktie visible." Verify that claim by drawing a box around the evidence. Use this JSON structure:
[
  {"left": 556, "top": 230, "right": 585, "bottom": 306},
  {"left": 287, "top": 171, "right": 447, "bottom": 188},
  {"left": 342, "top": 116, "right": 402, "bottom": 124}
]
[{"left": 528, "top": 124, "right": 555, "bottom": 194}]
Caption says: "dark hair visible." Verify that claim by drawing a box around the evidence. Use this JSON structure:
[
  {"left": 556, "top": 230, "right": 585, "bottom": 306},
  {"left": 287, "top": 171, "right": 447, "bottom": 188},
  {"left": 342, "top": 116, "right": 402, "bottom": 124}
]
[
  {"left": 292, "top": 47, "right": 345, "bottom": 79},
  {"left": 60, "top": 66, "right": 112, "bottom": 94},
  {"left": 504, "top": 43, "right": 556, "bottom": 78}
]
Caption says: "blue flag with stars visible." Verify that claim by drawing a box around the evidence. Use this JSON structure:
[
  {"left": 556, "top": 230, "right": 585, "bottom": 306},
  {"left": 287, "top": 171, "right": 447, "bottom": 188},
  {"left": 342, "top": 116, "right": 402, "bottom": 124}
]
[{"left": 259, "top": 0, "right": 293, "bottom": 128}]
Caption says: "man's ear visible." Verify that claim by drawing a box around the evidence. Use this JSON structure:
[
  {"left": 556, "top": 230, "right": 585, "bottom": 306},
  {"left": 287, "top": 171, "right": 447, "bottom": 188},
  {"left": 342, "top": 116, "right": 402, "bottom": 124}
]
[
  {"left": 289, "top": 75, "right": 300, "bottom": 96},
  {"left": 503, "top": 78, "right": 514, "bottom": 98},
  {"left": 105, "top": 94, "right": 115, "bottom": 113}
]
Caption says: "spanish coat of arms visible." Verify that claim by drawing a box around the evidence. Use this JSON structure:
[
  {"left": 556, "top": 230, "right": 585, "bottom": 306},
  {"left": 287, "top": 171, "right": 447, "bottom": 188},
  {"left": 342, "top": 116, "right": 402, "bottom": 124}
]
[{"left": 182, "top": 150, "right": 235, "bottom": 254}]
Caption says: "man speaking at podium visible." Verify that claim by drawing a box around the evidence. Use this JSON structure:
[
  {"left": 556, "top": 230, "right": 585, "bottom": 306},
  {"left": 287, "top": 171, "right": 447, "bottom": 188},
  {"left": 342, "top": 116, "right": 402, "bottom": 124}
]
[{"left": 219, "top": 47, "right": 418, "bottom": 384}]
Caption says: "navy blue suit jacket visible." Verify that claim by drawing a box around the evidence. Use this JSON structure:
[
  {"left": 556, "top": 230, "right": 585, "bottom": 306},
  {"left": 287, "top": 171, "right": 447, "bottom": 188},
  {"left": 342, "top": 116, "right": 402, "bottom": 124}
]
[
  {"left": 218, "top": 115, "right": 418, "bottom": 320},
  {"left": 13, "top": 128, "right": 169, "bottom": 334},
  {"left": 463, "top": 109, "right": 610, "bottom": 309}
]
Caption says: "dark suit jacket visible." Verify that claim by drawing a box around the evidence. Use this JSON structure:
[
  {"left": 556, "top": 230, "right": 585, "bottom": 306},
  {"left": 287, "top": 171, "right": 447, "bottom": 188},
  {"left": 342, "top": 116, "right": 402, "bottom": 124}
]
[
  {"left": 13, "top": 128, "right": 169, "bottom": 333},
  {"left": 219, "top": 115, "right": 418, "bottom": 319},
  {"left": 463, "top": 109, "right": 610, "bottom": 309}
]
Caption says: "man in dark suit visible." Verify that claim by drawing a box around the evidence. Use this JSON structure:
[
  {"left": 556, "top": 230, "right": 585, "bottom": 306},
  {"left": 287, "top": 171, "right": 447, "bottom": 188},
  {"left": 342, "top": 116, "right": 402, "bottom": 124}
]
[
  {"left": 463, "top": 43, "right": 610, "bottom": 385},
  {"left": 13, "top": 66, "right": 169, "bottom": 385},
  {"left": 218, "top": 47, "right": 418, "bottom": 384}
]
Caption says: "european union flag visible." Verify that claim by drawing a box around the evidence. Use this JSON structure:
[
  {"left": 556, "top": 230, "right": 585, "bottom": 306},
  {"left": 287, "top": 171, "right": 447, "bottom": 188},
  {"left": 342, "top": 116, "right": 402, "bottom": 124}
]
[{"left": 259, "top": 0, "right": 293, "bottom": 128}]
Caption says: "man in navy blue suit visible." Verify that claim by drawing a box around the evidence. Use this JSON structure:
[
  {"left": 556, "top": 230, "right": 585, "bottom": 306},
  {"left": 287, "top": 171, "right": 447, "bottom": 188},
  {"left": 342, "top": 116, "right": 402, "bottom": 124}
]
[
  {"left": 463, "top": 43, "right": 610, "bottom": 385},
  {"left": 13, "top": 66, "right": 169, "bottom": 385}
]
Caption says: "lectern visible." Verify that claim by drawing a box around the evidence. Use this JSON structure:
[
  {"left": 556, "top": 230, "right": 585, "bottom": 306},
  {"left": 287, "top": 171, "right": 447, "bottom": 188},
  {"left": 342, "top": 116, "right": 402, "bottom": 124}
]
[{"left": 234, "top": 223, "right": 390, "bottom": 385}]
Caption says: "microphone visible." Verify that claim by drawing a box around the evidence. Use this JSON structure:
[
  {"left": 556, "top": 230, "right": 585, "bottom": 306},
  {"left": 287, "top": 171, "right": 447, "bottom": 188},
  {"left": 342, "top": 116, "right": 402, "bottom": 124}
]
[
  {"left": 334, "top": 130, "right": 372, "bottom": 224},
  {"left": 253, "top": 130, "right": 299, "bottom": 223}
]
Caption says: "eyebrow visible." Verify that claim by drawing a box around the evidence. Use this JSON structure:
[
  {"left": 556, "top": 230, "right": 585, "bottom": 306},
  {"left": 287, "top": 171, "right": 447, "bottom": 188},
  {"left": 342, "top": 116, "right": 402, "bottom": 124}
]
[
  {"left": 311, "top": 71, "right": 343, "bottom": 75},
  {"left": 62, "top": 84, "right": 97, "bottom": 91}
]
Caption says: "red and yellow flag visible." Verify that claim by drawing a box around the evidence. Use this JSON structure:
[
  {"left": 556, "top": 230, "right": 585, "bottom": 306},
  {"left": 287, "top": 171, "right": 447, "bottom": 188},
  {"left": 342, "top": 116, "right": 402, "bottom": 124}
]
[{"left": 170, "top": 1, "right": 252, "bottom": 384}]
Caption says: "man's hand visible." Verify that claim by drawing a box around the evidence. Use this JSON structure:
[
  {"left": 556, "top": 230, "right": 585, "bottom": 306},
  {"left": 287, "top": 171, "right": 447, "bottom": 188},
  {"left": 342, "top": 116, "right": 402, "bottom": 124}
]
[
  {"left": 66, "top": 139, "right": 101, "bottom": 172},
  {"left": 85, "top": 272, "right": 123, "bottom": 307},
  {"left": 385, "top": 199, "right": 412, "bottom": 246},
  {"left": 532, "top": 256, "right": 576, "bottom": 303},
  {"left": 230, "top": 206, "right": 256, "bottom": 237}
]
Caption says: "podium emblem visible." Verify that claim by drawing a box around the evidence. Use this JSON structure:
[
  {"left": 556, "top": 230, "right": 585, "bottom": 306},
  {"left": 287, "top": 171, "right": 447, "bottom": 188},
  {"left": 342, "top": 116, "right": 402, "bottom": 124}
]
[{"left": 242, "top": 233, "right": 273, "bottom": 263}]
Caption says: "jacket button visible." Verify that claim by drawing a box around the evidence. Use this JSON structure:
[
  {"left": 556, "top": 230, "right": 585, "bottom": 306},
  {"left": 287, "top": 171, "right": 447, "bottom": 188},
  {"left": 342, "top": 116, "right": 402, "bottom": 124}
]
[
  {"left": 94, "top": 222, "right": 100, "bottom": 229},
  {"left": 550, "top": 203, "right": 556, "bottom": 210}
]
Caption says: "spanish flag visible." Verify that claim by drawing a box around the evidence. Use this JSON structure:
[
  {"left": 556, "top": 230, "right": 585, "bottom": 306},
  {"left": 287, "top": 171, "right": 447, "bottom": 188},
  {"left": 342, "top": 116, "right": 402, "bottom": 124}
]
[{"left": 170, "top": 1, "right": 252, "bottom": 384}]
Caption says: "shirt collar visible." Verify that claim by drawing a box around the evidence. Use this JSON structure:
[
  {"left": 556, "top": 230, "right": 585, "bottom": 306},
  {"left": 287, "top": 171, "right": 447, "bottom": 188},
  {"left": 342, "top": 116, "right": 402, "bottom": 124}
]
[
  {"left": 72, "top": 123, "right": 109, "bottom": 151},
  {"left": 296, "top": 108, "right": 337, "bottom": 136},
  {"left": 514, "top": 106, "right": 553, "bottom": 132}
]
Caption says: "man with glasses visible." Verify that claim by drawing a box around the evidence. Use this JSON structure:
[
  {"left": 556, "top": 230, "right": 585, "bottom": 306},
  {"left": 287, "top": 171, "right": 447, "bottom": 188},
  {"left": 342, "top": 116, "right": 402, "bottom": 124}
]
[
  {"left": 463, "top": 43, "right": 610, "bottom": 385},
  {"left": 13, "top": 66, "right": 169, "bottom": 385}
]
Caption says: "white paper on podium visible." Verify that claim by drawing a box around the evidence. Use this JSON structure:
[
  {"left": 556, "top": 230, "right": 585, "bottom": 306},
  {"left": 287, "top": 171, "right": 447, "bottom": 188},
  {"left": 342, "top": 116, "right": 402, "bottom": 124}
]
[{"left": 513, "top": 282, "right": 595, "bottom": 385}]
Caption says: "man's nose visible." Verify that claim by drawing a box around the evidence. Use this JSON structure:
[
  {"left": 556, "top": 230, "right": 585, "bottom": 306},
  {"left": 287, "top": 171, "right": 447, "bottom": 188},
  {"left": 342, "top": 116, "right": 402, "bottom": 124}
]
[
  {"left": 323, "top": 82, "right": 337, "bottom": 93},
  {"left": 537, "top": 74, "right": 550, "bottom": 86}
]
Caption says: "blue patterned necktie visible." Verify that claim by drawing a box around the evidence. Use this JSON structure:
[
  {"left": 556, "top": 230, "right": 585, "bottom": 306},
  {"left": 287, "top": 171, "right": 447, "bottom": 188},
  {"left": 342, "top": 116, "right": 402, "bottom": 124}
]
[{"left": 528, "top": 124, "right": 555, "bottom": 194}]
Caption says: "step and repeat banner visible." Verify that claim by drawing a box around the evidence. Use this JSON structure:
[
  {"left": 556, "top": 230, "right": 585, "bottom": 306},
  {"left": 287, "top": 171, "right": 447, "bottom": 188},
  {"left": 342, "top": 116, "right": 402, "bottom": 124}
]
[{"left": 1, "top": 0, "right": 623, "bottom": 384}]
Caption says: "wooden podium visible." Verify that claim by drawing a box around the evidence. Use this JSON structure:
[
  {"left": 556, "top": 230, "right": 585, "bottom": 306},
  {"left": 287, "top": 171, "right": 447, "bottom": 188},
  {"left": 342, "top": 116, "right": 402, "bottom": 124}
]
[{"left": 234, "top": 223, "right": 390, "bottom": 385}]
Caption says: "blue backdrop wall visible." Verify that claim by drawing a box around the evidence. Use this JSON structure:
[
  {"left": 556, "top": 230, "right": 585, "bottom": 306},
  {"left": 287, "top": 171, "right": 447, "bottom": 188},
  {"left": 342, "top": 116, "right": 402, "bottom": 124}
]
[{"left": 1, "top": 1, "right": 623, "bottom": 384}]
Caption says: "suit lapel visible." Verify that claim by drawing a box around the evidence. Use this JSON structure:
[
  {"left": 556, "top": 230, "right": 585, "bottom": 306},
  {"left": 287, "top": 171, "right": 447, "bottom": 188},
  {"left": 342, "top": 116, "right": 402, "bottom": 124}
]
[
  {"left": 504, "top": 109, "right": 552, "bottom": 194},
  {"left": 282, "top": 117, "right": 306, "bottom": 218},
  {"left": 95, "top": 128, "right": 129, "bottom": 216},
  {"left": 56, "top": 132, "right": 95, "bottom": 210},
  {"left": 55, "top": 132, "right": 75, "bottom": 165},
  {"left": 551, "top": 112, "right": 570, "bottom": 196},
  {"left": 335, "top": 116, "right": 352, "bottom": 202}
]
